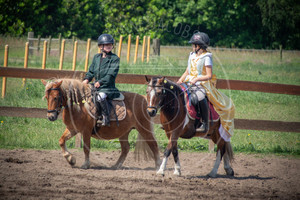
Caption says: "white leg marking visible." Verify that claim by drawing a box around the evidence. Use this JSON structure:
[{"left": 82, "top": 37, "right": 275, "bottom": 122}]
[
  {"left": 157, "top": 157, "right": 168, "bottom": 175},
  {"left": 208, "top": 150, "right": 221, "bottom": 177},
  {"left": 173, "top": 160, "right": 181, "bottom": 176}
]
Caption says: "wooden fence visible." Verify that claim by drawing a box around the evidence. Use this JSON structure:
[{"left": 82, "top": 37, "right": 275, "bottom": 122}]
[
  {"left": 1, "top": 38, "right": 300, "bottom": 148},
  {"left": 1, "top": 66, "right": 300, "bottom": 133}
]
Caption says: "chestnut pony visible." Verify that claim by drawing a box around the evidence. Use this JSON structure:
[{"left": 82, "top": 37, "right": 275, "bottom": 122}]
[
  {"left": 146, "top": 76, "right": 234, "bottom": 177},
  {"left": 42, "top": 79, "right": 160, "bottom": 170}
]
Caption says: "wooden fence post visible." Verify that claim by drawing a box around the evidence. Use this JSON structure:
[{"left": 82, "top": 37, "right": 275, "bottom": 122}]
[
  {"left": 127, "top": 34, "right": 131, "bottom": 63},
  {"left": 58, "top": 33, "right": 62, "bottom": 55},
  {"left": 153, "top": 38, "right": 160, "bottom": 56},
  {"left": 72, "top": 41, "right": 78, "bottom": 71},
  {"left": 59, "top": 39, "right": 65, "bottom": 70},
  {"left": 42, "top": 41, "right": 47, "bottom": 69},
  {"left": 48, "top": 35, "right": 52, "bottom": 56},
  {"left": 28, "top": 32, "right": 34, "bottom": 55},
  {"left": 85, "top": 38, "right": 91, "bottom": 72},
  {"left": 141, "top": 36, "right": 146, "bottom": 62},
  {"left": 118, "top": 35, "right": 123, "bottom": 58},
  {"left": 37, "top": 35, "right": 41, "bottom": 53},
  {"left": 134, "top": 35, "right": 139, "bottom": 64},
  {"left": 1, "top": 45, "right": 8, "bottom": 98},
  {"left": 147, "top": 36, "right": 151, "bottom": 63},
  {"left": 23, "top": 42, "right": 29, "bottom": 86}
]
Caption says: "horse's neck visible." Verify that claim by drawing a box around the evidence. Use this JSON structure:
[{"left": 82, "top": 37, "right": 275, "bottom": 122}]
[{"left": 161, "top": 96, "right": 186, "bottom": 121}]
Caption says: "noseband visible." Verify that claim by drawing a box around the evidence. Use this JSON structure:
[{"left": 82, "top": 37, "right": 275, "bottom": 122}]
[{"left": 47, "top": 88, "right": 65, "bottom": 114}]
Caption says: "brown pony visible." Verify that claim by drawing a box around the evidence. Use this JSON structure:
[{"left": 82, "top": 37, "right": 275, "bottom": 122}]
[
  {"left": 146, "top": 76, "right": 234, "bottom": 177},
  {"left": 42, "top": 78, "right": 160, "bottom": 170}
]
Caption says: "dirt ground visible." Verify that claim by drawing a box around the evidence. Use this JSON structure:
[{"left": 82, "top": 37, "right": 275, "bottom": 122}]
[{"left": 0, "top": 149, "right": 299, "bottom": 200}]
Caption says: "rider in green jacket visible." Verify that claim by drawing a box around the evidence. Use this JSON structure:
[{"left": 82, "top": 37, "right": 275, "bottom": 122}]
[{"left": 83, "top": 34, "right": 120, "bottom": 126}]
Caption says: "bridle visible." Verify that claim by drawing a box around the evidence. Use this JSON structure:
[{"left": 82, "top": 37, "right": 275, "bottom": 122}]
[
  {"left": 147, "top": 84, "right": 166, "bottom": 112},
  {"left": 47, "top": 88, "right": 65, "bottom": 115}
]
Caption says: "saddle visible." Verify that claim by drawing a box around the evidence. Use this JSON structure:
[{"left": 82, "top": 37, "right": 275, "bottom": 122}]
[
  {"left": 85, "top": 86, "right": 126, "bottom": 122},
  {"left": 180, "top": 84, "right": 219, "bottom": 122}
]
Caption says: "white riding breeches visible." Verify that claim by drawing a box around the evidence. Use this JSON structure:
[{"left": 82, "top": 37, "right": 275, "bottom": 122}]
[
  {"left": 96, "top": 92, "right": 107, "bottom": 101},
  {"left": 191, "top": 85, "right": 206, "bottom": 101}
]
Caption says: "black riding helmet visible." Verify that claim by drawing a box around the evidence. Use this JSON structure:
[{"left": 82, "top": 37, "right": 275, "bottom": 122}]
[
  {"left": 97, "top": 34, "right": 114, "bottom": 45},
  {"left": 189, "top": 32, "right": 210, "bottom": 48}
]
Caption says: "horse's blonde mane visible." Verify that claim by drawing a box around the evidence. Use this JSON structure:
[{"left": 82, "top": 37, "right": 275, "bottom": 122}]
[{"left": 45, "top": 78, "right": 92, "bottom": 106}]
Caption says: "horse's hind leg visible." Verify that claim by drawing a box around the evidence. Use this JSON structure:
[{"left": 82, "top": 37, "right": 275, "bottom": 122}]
[
  {"left": 112, "top": 132, "right": 130, "bottom": 169},
  {"left": 59, "top": 128, "right": 77, "bottom": 166},
  {"left": 223, "top": 142, "right": 234, "bottom": 176},
  {"left": 208, "top": 133, "right": 224, "bottom": 177},
  {"left": 81, "top": 130, "right": 92, "bottom": 169}
]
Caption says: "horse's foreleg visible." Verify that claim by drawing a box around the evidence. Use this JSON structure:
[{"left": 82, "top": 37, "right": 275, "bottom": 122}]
[
  {"left": 157, "top": 147, "right": 171, "bottom": 176},
  {"left": 157, "top": 134, "right": 178, "bottom": 176},
  {"left": 81, "top": 131, "right": 91, "bottom": 169},
  {"left": 59, "top": 128, "right": 77, "bottom": 166},
  {"left": 172, "top": 145, "right": 181, "bottom": 176},
  {"left": 113, "top": 132, "right": 130, "bottom": 169}
]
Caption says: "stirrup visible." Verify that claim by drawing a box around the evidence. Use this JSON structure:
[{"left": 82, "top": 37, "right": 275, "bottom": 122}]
[{"left": 196, "top": 123, "right": 209, "bottom": 133}]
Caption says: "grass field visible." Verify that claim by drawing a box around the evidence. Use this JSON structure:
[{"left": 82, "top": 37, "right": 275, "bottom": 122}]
[{"left": 0, "top": 36, "right": 299, "bottom": 156}]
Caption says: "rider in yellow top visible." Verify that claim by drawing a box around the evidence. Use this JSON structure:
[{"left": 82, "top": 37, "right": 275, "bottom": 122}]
[
  {"left": 177, "top": 32, "right": 212, "bottom": 133},
  {"left": 178, "top": 32, "right": 235, "bottom": 140}
]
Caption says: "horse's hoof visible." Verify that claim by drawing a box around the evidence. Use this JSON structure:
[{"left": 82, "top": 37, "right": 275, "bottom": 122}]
[
  {"left": 173, "top": 170, "right": 181, "bottom": 176},
  {"left": 156, "top": 170, "right": 165, "bottom": 176},
  {"left": 207, "top": 172, "right": 217, "bottom": 178},
  {"left": 225, "top": 168, "right": 234, "bottom": 176},
  {"left": 64, "top": 154, "right": 76, "bottom": 166},
  {"left": 112, "top": 164, "right": 122, "bottom": 169},
  {"left": 68, "top": 156, "right": 76, "bottom": 166},
  {"left": 80, "top": 162, "right": 90, "bottom": 169}
]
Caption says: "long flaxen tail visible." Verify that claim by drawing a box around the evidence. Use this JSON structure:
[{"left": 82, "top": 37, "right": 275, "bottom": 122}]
[{"left": 134, "top": 118, "right": 155, "bottom": 162}]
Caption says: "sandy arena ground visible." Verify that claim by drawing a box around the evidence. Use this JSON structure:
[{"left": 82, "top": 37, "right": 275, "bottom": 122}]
[{"left": 0, "top": 149, "right": 299, "bottom": 199}]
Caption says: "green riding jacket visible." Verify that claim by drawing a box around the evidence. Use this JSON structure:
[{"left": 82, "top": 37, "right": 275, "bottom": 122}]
[{"left": 84, "top": 52, "right": 120, "bottom": 99}]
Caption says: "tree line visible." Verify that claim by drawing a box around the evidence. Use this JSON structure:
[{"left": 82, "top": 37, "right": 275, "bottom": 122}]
[{"left": 0, "top": 0, "right": 299, "bottom": 49}]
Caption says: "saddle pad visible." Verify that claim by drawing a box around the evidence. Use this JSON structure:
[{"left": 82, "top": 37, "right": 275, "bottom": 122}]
[
  {"left": 180, "top": 84, "right": 219, "bottom": 121},
  {"left": 85, "top": 98, "right": 126, "bottom": 121},
  {"left": 180, "top": 85, "right": 198, "bottom": 120}
]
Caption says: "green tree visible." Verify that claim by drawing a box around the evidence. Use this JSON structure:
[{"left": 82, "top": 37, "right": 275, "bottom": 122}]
[{"left": 257, "top": 0, "right": 300, "bottom": 49}]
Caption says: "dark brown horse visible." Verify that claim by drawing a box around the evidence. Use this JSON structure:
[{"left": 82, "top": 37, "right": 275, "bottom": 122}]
[
  {"left": 145, "top": 76, "right": 234, "bottom": 177},
  {"left": 42, "top": 78, "right": 160, "bottom": 170}
]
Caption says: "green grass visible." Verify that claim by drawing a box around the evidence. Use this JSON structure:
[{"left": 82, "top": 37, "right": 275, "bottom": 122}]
[{"left": 0, "top": 36, "right": 299, "bottom": 156}]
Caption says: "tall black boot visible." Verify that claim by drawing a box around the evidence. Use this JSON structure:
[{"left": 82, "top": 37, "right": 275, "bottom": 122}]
[
  {"left": 197, "top": 98, "right": 209, "bottom": 133},
  {"left": 99, "top": 99, "right": 110, "bottom": 126}
]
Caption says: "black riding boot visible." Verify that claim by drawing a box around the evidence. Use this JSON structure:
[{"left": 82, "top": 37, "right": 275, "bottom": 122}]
[
  {"left": 99, "top": 99, "right": 110, "bottom": 126},
  {"left": 197, "top": 98, "right": 209, "bottom": 133}
]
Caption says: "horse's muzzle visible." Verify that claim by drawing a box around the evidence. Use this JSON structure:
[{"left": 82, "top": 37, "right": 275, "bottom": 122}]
[
  {"left": 147, "top": 107, "right": 157, "bottom": 117},
  {"left": 47, "top": 112, "right": 58, "bottom": 121}
]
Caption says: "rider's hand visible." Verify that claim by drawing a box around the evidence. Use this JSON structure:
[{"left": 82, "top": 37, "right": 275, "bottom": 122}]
[
  {"left": 94, "top": 82, "right": 100, "bottom": 88},
  {"left": 82, "top": 79, "right": 89, "bottom": 84}
]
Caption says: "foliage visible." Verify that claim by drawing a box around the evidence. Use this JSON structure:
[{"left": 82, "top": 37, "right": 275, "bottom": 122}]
[{"left": 0, "top": 0, "right": 299, "bottom": 49}]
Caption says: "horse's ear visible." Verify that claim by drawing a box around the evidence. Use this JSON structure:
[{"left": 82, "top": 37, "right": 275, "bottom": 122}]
[
  {"left": 41, "top": 79, "right": 47, "bottom": 86},
  {"left": 145, "top": 76, "right": 150, "bottom": 83},
  {"left": 55, "top": 80, "right": 63, "bottom": 88}
]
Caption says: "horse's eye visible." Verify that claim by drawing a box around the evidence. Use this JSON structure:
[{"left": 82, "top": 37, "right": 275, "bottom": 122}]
[{"left": 54, "top": 97, "right": 58, "bottom": 101}]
